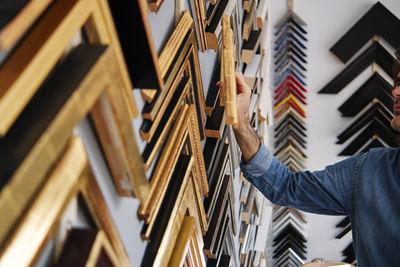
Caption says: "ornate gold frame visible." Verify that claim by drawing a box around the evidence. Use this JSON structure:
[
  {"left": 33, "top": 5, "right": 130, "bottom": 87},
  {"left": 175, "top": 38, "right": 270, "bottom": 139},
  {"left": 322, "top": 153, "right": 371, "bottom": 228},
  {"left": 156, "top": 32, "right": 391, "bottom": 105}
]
[{"left": 138, "top": 104, "right": 208, "bottom": 225}]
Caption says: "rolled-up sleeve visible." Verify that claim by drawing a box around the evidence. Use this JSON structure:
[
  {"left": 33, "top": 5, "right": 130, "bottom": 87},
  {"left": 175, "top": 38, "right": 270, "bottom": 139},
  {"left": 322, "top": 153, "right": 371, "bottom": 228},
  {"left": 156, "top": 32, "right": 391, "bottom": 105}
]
[{"left": 240, "top": 143, "right": 366, "bottom": 216}]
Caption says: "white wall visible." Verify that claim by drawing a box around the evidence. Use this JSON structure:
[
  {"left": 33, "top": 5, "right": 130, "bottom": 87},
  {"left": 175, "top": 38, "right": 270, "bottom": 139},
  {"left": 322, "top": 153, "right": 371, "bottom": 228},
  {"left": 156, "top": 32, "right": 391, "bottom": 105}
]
[{"left": 268, "top": 0, "right": 400, "bottom": 262}]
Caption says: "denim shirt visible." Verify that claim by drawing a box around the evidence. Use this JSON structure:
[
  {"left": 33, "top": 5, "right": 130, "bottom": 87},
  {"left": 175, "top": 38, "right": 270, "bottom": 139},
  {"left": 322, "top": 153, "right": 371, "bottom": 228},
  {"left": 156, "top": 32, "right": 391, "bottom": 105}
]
[{"left": 240, "top": 144, "right": 400, "bottom": 267}]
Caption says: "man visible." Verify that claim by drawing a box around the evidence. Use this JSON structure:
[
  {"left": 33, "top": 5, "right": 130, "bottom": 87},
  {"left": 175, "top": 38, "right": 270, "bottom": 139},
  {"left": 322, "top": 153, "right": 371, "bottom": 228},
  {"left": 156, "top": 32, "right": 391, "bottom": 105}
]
[{"left": 230, "top": 50, "right": 400, "bottom": 266}]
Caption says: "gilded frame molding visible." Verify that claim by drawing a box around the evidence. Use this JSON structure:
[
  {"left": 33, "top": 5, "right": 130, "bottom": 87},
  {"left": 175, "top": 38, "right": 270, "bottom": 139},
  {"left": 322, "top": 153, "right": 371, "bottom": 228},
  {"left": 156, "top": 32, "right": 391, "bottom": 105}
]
[
  {"left": 0, "top": 44, "right": 148, "bottom": 248},
  {"left": 138, "top": 104, "right": 208, "bottom": 224},
  {"left": 141, "top": 143, "right": 207, "bottom": 266},
  {"left": 0, "top": 0, "right": 138, "bottom": 137},
  {"left": 140, "top": 11, "right": 205, "bottom": 142},
  {"left": 0, "top": 137, "right": 130, "bottom": 266}
]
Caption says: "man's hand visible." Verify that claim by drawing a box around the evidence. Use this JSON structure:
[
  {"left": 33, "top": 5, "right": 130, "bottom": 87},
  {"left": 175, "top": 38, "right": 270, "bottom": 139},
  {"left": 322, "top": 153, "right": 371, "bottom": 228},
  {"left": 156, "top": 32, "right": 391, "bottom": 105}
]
[
  {"left": 235, "top": 71, "right": 252, "bottom": 128},
  {"left": 218, "top": 72, "right": 260, "bottom": 163}
]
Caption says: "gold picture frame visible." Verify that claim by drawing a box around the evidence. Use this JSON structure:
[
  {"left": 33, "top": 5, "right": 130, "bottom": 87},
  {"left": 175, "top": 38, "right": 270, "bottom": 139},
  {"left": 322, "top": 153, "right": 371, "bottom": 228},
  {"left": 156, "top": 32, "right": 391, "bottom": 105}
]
[
  {"left": 0, "top": 43, "right": 148, "bottom": 248},
  {"left": 0, "top": 137, "right": 130, "bottom": 266},
  {"left": 0, "top": 0, "right": 54, "bottom": 50},
  {"left": 141, "top": 146, "right": 207, "bottom": 266},
  {"left": 221, "top": 15, "right": 238, "bottom": 128},
  {"left": 138, "top": 104, "right": 208, "bottom": 225},
  {"left": 0, "top": 0, "right": 138, "bottom": 137}
]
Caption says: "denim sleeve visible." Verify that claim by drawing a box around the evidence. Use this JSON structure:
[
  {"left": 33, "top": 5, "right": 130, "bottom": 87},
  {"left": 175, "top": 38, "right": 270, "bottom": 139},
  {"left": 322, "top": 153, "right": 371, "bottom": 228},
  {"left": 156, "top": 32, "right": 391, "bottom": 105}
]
[{"left": 240, "top": 144, "right": 366, "bottom": 215}]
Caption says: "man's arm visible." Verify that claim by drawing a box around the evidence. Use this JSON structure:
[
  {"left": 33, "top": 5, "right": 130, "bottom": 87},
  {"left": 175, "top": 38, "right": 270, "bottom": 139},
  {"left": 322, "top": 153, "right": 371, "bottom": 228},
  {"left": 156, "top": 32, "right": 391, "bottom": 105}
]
[{"left": 219, "top": 72, "right": 360, "bottom": 216}]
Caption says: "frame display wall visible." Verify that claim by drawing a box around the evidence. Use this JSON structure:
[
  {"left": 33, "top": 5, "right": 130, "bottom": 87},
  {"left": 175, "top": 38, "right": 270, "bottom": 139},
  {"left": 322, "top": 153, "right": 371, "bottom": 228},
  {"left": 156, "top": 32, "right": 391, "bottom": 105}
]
[{"left": 0, "top": 0, "right": 274, "bottom": 266}]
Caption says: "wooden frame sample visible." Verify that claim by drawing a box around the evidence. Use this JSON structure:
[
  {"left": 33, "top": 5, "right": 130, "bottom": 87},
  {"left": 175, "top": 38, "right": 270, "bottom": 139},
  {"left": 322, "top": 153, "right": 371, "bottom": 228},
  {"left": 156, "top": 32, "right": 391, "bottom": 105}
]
[
  {"left": 140, "top": 11, "right": 205, "bottom": 140},
  {"left": 330, "top": 2, "right": 400, "bottom": 64},
  {"left": 205, "top": 57, "right": 221, "bottom": 116},
  {"left": 205, "top": 0, "right": 239, "bottom": 52},
  {"left": 203, "top": 175, "right": 230, "bottom": 258},
  {"left": 242, "top": 29, "right": 262, "bottom": 64},
  {"left": 221, "top": 15, "right": 238, "bottom": 128},
  {"left": 204, "top": 134, "right": 230, "bottom": 222},
  {"left": 318, "top": 41, "right": 394, "bottom": 94},
  {"left": 205, "top": 0, "right": 229, "bottom": 51},
  {"left": 243, "top": 0, "right": 257, "bottom": 41},
  {"left": 257, "top": 0, "right": 269, "bottom": 29},
  {"left": 205, "top": 191, "right": 237, "bottom": 264},
  {"left": 107, "top": 0, "right": 163, "bottom": 90},
  {"left": 205, "top": 105, "right": 226, "bottom": 139},
  {"left": 0, "top": 44, "right": 148, "bottom": 248},
  {"left": 138, "top": 104, "right": 208, "bottom": 225},
  {"left": 241, "top": 185, "right": 256, "bottom": 223},
  {"left": 0, "top": 0, "right": 54, "bottom": 50},
  {"left": 0, "top": 137, "right": 130, "bottom": 266},
  {"left": 56, "top": 229, "right": 120, "bottom": 266},
  {"left": 189, "top": 0, "right": 208, "bottom": 51},
  {"left": 0, "top": 0, "right": 138, "bottom": 137},
  {"left": 140, "top": 149, "right": 207, "bottom": 266},
  {"left": 203, "top": 127, "right": 238, "bottom": 236},
  {"left": 141, "top": 77, "right": 191, "bottom": 169}
]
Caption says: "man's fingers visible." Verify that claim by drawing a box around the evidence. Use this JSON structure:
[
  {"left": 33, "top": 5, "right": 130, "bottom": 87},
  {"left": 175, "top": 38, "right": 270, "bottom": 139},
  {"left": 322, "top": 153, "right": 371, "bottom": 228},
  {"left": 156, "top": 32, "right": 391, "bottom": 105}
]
[{"left": 235, "top": 71, "right": 251, "bottom": 95}]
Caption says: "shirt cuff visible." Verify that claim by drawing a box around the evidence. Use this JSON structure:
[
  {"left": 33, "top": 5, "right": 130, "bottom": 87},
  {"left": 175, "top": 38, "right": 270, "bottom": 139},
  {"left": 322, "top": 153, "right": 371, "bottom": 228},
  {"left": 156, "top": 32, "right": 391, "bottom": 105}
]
[{"left": 240, "top": 144, "right": 273, "bottom": 177}]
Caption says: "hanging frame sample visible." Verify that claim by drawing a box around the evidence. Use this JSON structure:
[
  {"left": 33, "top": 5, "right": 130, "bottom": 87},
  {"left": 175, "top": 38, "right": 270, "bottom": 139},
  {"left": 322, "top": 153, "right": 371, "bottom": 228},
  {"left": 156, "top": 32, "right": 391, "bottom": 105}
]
[
  {"left": 205, "top": 57, "right": 221, "bottom": 116},
  {"left": 330, "top": 2, "right": 400, "bottom": 64},
  {"left": 0, "top": 43, "right": 148, "bottom": 249},
  {"left": 0, "top": 137, "right": 130, "bottom": 266},
  {"left": 56, "top": 228, "right": 121, "bottom": 266},
  {"left": 338, "top": 118, "right": 397, "bottom": 156},
  {"left": 336, "top": 101, "right": 393, "bottom": 144},
  {"left": 0, "top": 0, "right": 139, "bottom": 137},
  {"left": 205, "top": 0, "right": 240, "bottom": 52},
  {"left": 107, "top": 0, "right": 163, "bottom": 90},
  {"left": 337, "top": 72, "right": 393, "bottom": 117},
  {"left": 318, "top": 41, "right": 395, "bottom": 94},
  {"left": 203, "top": 127, "right": 238, "bottom": 234},
  {"left": 272, "top": 2, "right": 308, "bottom": 264},
  {"left": 188, "top": 0, "right": 208, "bottom": 51},
  {"left": 0, "top": 0, "right": 54, "bottom": 50},
  {"left": 138, "top": 104, "right": 208, "bottom": 226},
  {"left": 140, "top": 127, "right": 207, "bottom": 266},
  {"left": 221, "top": 15, "right": 238, "bottom": 128},
  {"left": 140, "top": 11, "right": 206, "bottom": 141}
]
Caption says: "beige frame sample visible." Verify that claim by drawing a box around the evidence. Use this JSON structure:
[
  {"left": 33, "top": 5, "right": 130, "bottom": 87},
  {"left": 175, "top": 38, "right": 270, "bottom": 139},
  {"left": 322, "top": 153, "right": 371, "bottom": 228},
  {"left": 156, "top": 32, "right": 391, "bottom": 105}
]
[{"left": 220, "top": 15, "right": 238, "bottom": 128}]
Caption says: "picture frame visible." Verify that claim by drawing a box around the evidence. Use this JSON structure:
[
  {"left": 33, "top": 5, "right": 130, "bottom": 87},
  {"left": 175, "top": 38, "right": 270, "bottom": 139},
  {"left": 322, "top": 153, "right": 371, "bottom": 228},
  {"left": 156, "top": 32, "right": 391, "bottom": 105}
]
[
  {"left": 0, "top": 137, "right": 130, "bottom": 266},
  {"left": 107, "top": 0, "right": 164, "bottom": 90},
  {"left": 0, "top": 0, "right": 138, "bottom": 136},
  {"left": 140, "top": 145, "right": 207, "bottom": 266},
  {"left": 138, "top": 104, "right": 208, "bottom": 226},
  {"left": 140, "top": 11, "right": 205, "bottom": 141},
  {"left": 205, "top": 0, "right": 239, "bottom": 52},
  {"left": 0, "top": 0, "right": 54, "bottom": 50},
  {"left": 0, "top": 43, "right": 148, "bottom": 248},
  {"left": 56, "top": 228, "right": 120, "bottom": 266},
  {"left": 221, "top": 15, "right": 238, "bottom": 128}
]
